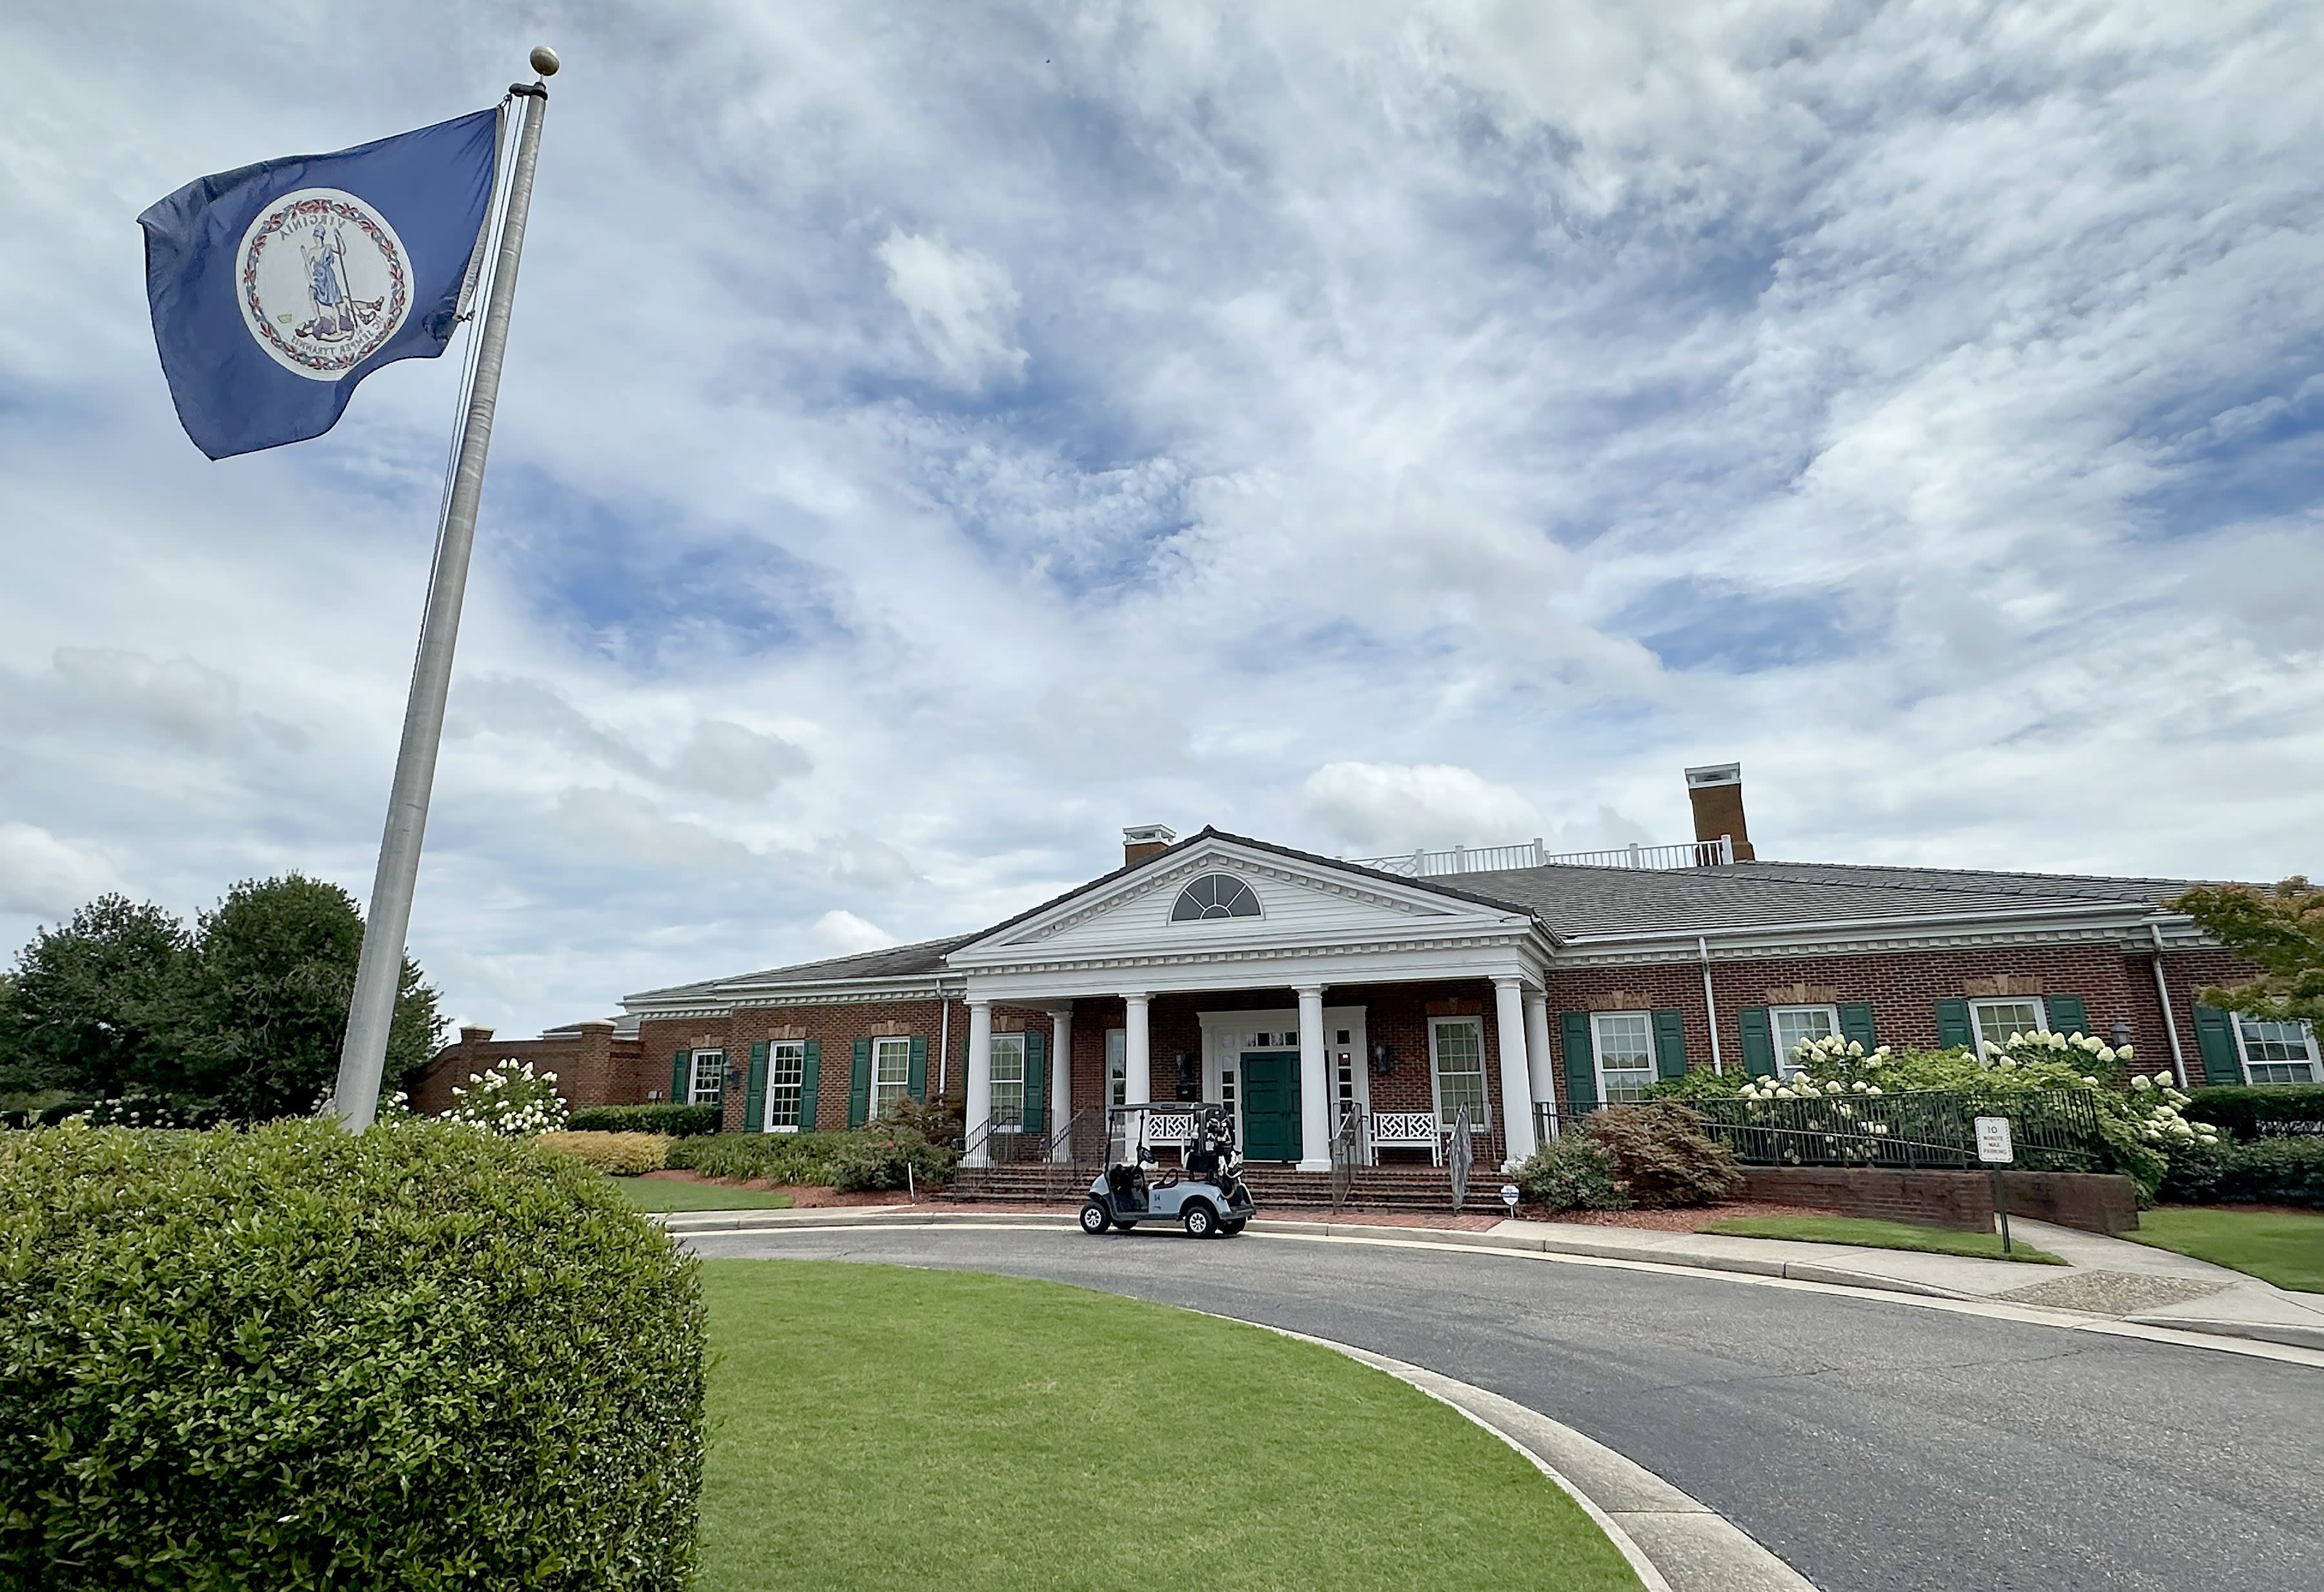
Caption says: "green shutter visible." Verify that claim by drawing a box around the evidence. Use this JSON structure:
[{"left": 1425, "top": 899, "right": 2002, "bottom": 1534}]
[
  {"left": 2192, "top": 1005, "right": 2243, "bottom": 1086},
  {"left": 799, "top": 1040, "right": 822, "bottom": 1130},
  {"left": 1651, "top": 1009, "right": 1687, "bottom": 1081},
  {"left": 1738, "top": 1006, "right": 1775, "bottom": 1079},
  {"left": 1560, "top": 1012, "right": 1598, "bottom": 1112},
  {"left": 1934, "top": 999, "right": 1974, "bottom": 1050},
  {"left": 2046, "top": 995, "right": 2089, "bottom": 1039},
  {"left": 908, "top": 1036, "right": 928, "bottom": 1103},
  {"left": 671, "top": 1048, "right": 689, "bottom": 1105},
  {"left": 1838, "top": 1003, "right": 1878, "bottom": 1050},
  {"left": 744, "top": 1041, "right": 768, "bottom": 1133},
  {"left": 849, "top": 1038, "right": 872, "bottom": 1127},
  {"left": 1023, "top": 1031, "right": 1047, "bottom": 1134}
]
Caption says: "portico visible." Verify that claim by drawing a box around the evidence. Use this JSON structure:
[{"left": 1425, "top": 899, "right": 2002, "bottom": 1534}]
[{"left": 950, "top": 832, "right": 1555, "bottom": 1170}]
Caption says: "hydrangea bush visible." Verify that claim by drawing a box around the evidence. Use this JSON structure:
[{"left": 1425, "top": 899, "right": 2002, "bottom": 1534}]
[
  {"left": 439, "top": 1059, "right": 567, "bottom": 1138},
  {"left": 1671, "top": 1029, "right": 2217, "bottom": 1198}
]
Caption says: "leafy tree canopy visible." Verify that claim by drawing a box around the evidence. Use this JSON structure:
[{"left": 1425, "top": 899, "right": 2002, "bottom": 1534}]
[
  {"left": 2173, "top": 876, "right": 2324, "bottom": 1025},
  {"left": 0, "top": 875, "right": 441, "bottom": 1123}
]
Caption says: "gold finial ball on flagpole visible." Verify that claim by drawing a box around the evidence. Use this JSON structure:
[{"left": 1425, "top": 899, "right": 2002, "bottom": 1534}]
[{"left": 529, "top": 45, "right": 560, "bottom": 77}]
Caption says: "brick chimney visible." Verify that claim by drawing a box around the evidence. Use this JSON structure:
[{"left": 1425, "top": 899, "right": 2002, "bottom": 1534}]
[
  {"left": 1684, "top": 764, "right": 1754, "bottom": 862},
  {"left": 458, "top": 1025, "right": 495, "bottom": 1046},
  {"left": 1122, "top": 824, "right": 1176, "bottom": 868}
]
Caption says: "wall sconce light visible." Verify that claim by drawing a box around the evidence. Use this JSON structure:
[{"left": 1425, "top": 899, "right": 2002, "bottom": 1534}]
[
  {"left": 2110, "top": 1019, "right": 2133, "bottom": 1051},
  {"left": 724, "top": 1059, "right": 746, "bottom": 1094},
  {"left": 1371, "top": 1042, "right": 1395, "bottom": 1077}
]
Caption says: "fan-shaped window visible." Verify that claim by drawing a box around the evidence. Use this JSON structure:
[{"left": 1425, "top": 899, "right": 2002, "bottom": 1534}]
[{"left": 1170, "top": 873, "right": 1262, "bottom": 922}]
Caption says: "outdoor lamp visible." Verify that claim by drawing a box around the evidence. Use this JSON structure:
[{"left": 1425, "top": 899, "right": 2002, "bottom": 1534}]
[
  {"left": 2110, "top": 1019, "right": 2133, "bottom": 1050},
  {"left": 724, "top": 1059, "right": 745, "bottom": 1093},
  {"left": 1372, "top": 1041, "right": 1394, "bottom": 1076}
]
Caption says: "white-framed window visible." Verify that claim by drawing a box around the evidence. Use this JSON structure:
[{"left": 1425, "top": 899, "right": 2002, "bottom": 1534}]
[
  {"left": 872, "top": 1036, "right": 912, "bottom": 1117},
  {"left": 764, "top": 1041, "right": 805, "bottom": 1131},
  {"left": 1429, "top": 1015, "right": 1489, "bottom": 1126},
  {"left": 989, "top": 1033, "right": 1026, "bottom": 1129},
  {"left": 1970, "top": 998, "right": 2047, "bottom": 1053},
  {"left": 1106, "top": 1028, "right": 1127, "bottom": 1106},
  {"left": 1590, "top": 1012, "right": 1656, "bottom": 1103},
  {"left": 2236, "top": 1017, "right": 2323, "bottom": 1086},
  {"left": 1770, "top": 1005, "right": 1839, "bottom": 1077},
  {"left": 689, "top": 1049, "right": 726, "bottom": 1108}
]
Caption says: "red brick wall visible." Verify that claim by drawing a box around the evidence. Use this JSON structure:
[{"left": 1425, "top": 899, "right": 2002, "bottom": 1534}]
[
  {"left": 1539, "top": 945, "right": 2230, "bottom": 1107},
  {"left": 1740, "top": 1167, "right": 2139, "bottom": 1235},
  {"left": 412, "top": 1025, "right": 641, "bottom": 1116}
]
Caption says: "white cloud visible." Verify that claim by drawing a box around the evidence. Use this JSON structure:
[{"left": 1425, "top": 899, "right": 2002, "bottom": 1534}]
[
  {"left": 875, "top": 229, "right": 1028, "bottom": 390},
  {"left": 0, "top": 823, "right": 124, "bottom": 919},
  {"left": 813, "top": 908, "right": 895, "bottom": 954},
  {"left": 1301, "top": 762, "right": 1542, "bottom": 852}
]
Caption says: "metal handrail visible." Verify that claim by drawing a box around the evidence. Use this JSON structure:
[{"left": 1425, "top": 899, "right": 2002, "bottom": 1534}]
[{"left": 1351, "top": 835, "right": 1733, "bottom": 877}]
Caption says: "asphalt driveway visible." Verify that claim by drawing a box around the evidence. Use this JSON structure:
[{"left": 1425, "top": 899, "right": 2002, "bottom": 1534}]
[{"left": 683, "top": 1223, "right": 2323, "bottom": 1592}]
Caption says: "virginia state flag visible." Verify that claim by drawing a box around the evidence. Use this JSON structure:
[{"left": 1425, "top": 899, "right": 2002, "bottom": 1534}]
[{"left": 139, "top": 108, "right": 500, "bottom": 460}]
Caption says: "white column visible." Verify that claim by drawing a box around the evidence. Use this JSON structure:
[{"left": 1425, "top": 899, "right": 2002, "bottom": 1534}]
[
  {"left": 1295, "top": 984, "right": 1330, "bottom": 1171},
  {"left": 1523, "top": 989, "right": 1556, "bottom": 1126},
  {"left": 962, "top": 999, "right": 994, "bottom": 1167},
  {"left": 1493, "top": 977, "right": 1538, "bottom": 1168},
  {"left": 1047, "top": 1006, "right": 1074, "bottom": 1161},
  {"left": 1123, "top": 993, "right": 1152, "bottom": 1105}
]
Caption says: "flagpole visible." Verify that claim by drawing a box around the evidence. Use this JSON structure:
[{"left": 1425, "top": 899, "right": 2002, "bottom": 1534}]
[{"left": 332, "top": 47, "right": 557, "bottom": 1130}]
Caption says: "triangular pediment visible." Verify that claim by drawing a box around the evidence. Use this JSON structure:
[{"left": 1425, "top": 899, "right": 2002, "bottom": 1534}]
[{"left": 948, "top": 835, "right": 1522, "bottom": 968}]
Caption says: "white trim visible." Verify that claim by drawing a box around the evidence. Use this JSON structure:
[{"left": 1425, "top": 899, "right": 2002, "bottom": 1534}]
[
  {"left": 1427, "top": 1014, "right": 1491, "bottom": 1129},
  {"left": 1968, "top": 996, "right": 2048, "bottom": 1055},
  {"left": 688, "top": 1047, "right": 726, "bottom": 1108},
  {"left": 870, "top": 1035, "right": 913, "bottom": 1119},
  {"left": 2231, "top": 1015, "right": 2323, "bottom": 1086},
  {"left": 1195, "top": 1006, "right": 1370, "bottom": 1159},
  {"left": 1768, "top": 1004, "right": 1840, "bottom": 1079},
  {"left": 762, "top": 1038, "right": 806, "bottom": 1132},
  {"left": 1587, "top": 1012, "right": 1656, "bottom": 1105},
  {"left": 986, "top": 1032, "right": 1028, "bottom": 1131}
]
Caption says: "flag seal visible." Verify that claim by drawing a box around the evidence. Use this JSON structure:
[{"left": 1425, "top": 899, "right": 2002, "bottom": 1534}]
[{"left": 236, "top": 189, "right": 414, "bottom": 380}]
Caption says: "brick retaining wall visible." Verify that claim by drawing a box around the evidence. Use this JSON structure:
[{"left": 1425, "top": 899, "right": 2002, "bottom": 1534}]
[{"left": 1738, "top": 1167, "right": 2140, "bottom": 1235}]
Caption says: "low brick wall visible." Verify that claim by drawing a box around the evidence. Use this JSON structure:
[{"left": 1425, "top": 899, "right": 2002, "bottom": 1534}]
[{"left": 1738, "top": 1167, "right": 2140, "bottom": 1235}]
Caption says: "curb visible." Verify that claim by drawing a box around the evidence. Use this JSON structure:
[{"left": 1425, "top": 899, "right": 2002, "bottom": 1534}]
[
  {"left": 1250, "top": 1323, "right": 1817, "bottom": 1592},
  {"left": 657, "top": 1207, "right": 2324, "bottom": 1357}
]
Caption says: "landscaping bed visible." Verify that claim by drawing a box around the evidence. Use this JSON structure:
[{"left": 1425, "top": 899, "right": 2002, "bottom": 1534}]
[{"left": 696, "top": 1260, "right": 1642, "bottom": 1591}]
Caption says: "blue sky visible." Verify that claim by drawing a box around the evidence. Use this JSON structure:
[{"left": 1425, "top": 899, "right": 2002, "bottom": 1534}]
[{"left": 3, "top": 1, "right": 2321, "bottom": 1034}]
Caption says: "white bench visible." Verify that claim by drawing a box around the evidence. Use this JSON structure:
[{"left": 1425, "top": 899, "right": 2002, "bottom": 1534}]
[{"left": 1368, "top": 1111, "right": 1443, "bottom": 1164}]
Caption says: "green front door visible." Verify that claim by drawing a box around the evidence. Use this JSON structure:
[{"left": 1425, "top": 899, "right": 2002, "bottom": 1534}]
[{"left": 1241, "top": 1051, "right": 1301, "bottom": 1161}]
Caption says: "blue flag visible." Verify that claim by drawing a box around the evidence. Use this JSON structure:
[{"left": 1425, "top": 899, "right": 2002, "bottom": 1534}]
[{"left": 140, "top": 108, "right": 501, "bottom": 460}]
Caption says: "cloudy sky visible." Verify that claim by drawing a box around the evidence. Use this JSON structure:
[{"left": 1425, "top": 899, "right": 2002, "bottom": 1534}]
[{"left": 4, "top": 1, "right": 2321, "bottom": 1033}]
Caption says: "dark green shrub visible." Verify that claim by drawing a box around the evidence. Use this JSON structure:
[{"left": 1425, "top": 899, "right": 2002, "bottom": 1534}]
[
  {"left": 0, "top": 1119, "right": 706, "bottom": 1589},
  {"left": 665, "top": 1129, "right": 848, "bottom": 1183},
  {"left": 1585, "top": 1102, "right": 1744, "bottom": 1208},
  {"left": 2183, "top": 1085, "right": 2324, "bottom": 1141},
  {"left": 567, "top": 1102, "right": 722, "bottom": 1137},
  {"left": 2161, "top": 1134, "right": 2324, "bottom": 1209},
  {"left": 1513, "top": 1136, "right": 1630, "bottom": 1212},
  {"left": 825, "top": 1120, "right": 959, "bottom": 1192}
]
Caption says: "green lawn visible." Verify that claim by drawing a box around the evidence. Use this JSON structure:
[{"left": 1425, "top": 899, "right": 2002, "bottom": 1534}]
[
  {"left": 697, "top": 1260, "right": 1641, "bottom": 1592},
  {"left": 608, "top": 1177, "right": 795, "bottom": 1212},
  {"left": 2128, "top": 1207, "right": 2324, "bottom": 1293},
  {"left": 1700, "top": 1214, "right": 2064, "bottom": 1265}
]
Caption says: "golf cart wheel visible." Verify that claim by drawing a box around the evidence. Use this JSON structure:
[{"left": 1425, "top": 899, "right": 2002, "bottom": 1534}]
[
  {"left": 1182, "top": 1203, "right": 1216, "bottom": 1239},
  {"left": 1078, "top": 1201, "right": 1112, "bottom": 1235},
  {"left": 1220, "top": 1219, "right": 1246, "bottom": 1236}
]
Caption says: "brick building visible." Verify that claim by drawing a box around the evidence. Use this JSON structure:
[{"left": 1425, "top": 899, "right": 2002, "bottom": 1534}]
[{"left": 428, "top": 765, "right": 2319, "bottom": 1167}]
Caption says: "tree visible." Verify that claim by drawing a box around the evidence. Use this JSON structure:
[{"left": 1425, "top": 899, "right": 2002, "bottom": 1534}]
[
  {"left": 174, "top": 873, "right": 442, "bottom": 1123},
  {"left": 0, "top": 895, "right": 190, "bottom": 1103},
  {"left": 2173, "top": 876, "right": 2324, "bottom": 1024}
]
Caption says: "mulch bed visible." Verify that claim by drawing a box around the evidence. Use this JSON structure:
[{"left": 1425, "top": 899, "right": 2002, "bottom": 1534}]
[{"left": 637, "top": 1170, "right": 917, "bottom": 1207}]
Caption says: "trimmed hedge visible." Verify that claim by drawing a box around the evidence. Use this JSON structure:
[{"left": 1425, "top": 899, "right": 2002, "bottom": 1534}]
[
  {"left": 665, "top": 1129, "right": 849, "bottom": 1184},
  {"left": 535, "top": 1128, "right": 673, "bottom": 1174},
  {"left": 0, "top": 1120, "right": 706, "bottom": 1589},
  {"left": 2183, "top": 1085, "right": 2324, "bottom": 1141},
  {"left": 566, "top": 1102, "right": 721, "bottom": 1138},
  {"left": 2160, "top": 1134, "right": 2324, "bottom": 1209}
]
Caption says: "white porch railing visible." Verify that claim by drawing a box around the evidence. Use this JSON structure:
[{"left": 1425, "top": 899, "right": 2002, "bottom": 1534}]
[{"left": 1351, "top": 835, "right": 1735, "bottom": 877}]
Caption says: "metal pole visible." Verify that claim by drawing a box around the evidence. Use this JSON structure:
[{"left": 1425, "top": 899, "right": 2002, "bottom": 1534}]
[{"left": 332, "top": 59, "right": 554, "bottom": 1130}]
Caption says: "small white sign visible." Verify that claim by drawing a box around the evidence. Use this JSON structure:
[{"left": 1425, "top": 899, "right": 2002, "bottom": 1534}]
[
  {"left": 1974, "top": 1116, "right": 2014, "bottom": 1163},
  {"left": 1500, "top": 1183, "right": 1522, "bottom": 1209}
]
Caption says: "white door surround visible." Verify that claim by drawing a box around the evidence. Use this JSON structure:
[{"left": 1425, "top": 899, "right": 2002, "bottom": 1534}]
[{"left": 1198, "top": 1004, "right": 1370, "bottom": 1168}]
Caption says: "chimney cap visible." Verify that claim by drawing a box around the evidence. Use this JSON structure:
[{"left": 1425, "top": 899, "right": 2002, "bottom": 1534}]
[
  {"left": 1122, "top": 823, "right": 1177, "bottom": 846},
  {"left": 1684, "top": 762, "right": 1742, "bottom": 789}
]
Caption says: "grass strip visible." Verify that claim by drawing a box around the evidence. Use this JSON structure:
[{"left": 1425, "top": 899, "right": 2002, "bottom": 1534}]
[
  {"left": 1700, "top": 1213, "right": 2064, "bottom": 1264},
  {"left": 2127, "top": 1207, "right": 2324, "bottom": 1293},
  {"left": 607, "top": 1177, "right": 795, "bottom": 1212},
  {"left": 697, "top": 1260, "right": 1642, "bottom": 1592}
]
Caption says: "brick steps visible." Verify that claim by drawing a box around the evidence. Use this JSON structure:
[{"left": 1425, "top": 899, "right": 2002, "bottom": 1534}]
[{"left": 947, "top": 1161, "right": 1505, "bottom": 1214}]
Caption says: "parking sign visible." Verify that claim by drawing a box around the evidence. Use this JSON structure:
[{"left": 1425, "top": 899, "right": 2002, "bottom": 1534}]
[{"left": 1974, "top": 1116, "right": 2013, "bottom": 1163}]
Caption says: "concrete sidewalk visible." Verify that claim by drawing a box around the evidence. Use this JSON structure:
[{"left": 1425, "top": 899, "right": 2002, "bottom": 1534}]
[{"left": 655, "top": 1201, "right": 2324, "bottom": 1354}]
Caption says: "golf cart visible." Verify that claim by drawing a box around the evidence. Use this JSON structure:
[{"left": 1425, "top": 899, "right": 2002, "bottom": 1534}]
[{"left": 1079, "top": 1101, "right": 1256, "bottom": 1238}]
